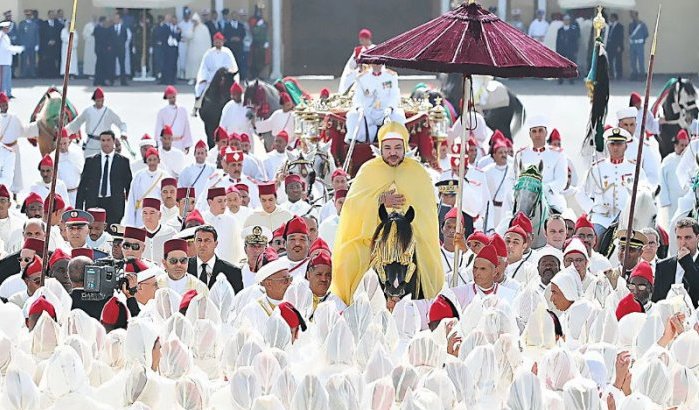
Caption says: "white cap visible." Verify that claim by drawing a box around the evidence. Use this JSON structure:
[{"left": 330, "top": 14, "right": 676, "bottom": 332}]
[
  {"left": 255, "top": 259, "right": 289, "bottom": 283},
  {"left": 241, "top": 225, "right": 273, "bottom": 244},
  {"left": 616, "top": 106, "right": 638, "bottom": 121},
  {"left": 563, "top": 238, "right": 588, "bottom": 260},
  {"left": 560, "top": 208, "right": 577, "bottom": 223},
  {"left": 526, "top": 115, "right": 549, "bottom": 130},
  {"left": 550, "top": 267, "right": 583, "bottom": 302},
  {"left": 174, "top": 226, "right": 197, "bottom": 241},
  {"left": 603, "top": 127, "right": 633, "bottom": 142},
  {"left": 137, "top": 267, "right": 158, "bottom": 283}
]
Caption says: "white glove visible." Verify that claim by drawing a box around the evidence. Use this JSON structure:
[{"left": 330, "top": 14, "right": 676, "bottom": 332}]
[{"left": 34, "top": 45, "right": 39, "bottom": 52}]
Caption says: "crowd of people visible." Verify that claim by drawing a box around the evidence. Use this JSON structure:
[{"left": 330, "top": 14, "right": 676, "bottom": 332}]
[{"left": 0, "top": 18, "right": 697, "bottom": 410}]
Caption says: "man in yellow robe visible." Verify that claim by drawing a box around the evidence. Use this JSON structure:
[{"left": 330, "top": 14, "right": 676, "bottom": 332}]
[{"left": 331, "top": 121, "right": 443, "bottom": 305}]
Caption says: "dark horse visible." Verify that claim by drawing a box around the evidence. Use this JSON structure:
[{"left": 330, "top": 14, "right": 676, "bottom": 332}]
[
  {"left": 244, "top": 79, "right": 281, "bottom": 151},
  {"left": 370, "top": 204, "right": 422, "bottom": 300},
  {"left": 441, "top": 73, "right": 525, "bottom": 141},
  {"left": 198, "top": 68, "right": 237, "bottom": 148},
  {"left": 654, "top": 77, "right": 698, "bottom": 158}
]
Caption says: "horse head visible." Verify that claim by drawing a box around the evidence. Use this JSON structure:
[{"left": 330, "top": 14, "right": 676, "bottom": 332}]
[
  {"left": 514, "top": 161, "right": 544, "bottom": 220},
  {"left": 305, "top": 141, "right": 336, "bottom": 186},
  {"left": 209, "top": 68, "right": 236, "bottom": 103},
  {"left": 371, "top": 204, "right": 417, "bottom": 299},
  {"left": 243, "top": 79, "right": 279, "bottom": 120}
]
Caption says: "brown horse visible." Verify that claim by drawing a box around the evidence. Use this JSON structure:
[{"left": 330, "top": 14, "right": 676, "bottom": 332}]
[{"left": 29, "top": 87, "right": 79, "bottom": 156}]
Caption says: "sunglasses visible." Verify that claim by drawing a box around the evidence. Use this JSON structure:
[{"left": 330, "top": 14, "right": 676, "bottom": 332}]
[
  {"left": 26, "top": 277, "right": 41, "bottom": 285},
  {"left": 167, "top": 257, "right": 189, "bottom": 265},
  {"left": 122, "top": 242, "right": 141, "bottom": 250},
  {"left": 18, "top": 256, "right": 34, "bottom": 263},
  {"left": 627, "top": 283, "right": 648, "bottom": 291}
]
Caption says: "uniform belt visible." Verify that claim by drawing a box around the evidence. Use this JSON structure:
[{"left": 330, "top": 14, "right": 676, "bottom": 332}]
[
  {"left": 87, "top": 134, "right": 100, "bottom": 140},
  {"left": 493, "top": 201, "right": 503, "bottom": 207},
  {"left": 630, "top": 39, "right": 645, "bottom": 44}
]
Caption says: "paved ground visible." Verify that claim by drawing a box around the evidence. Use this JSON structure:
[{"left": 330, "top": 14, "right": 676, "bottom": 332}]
[{"left": 7, "top": 75, "right": 679, "bottom": 201}]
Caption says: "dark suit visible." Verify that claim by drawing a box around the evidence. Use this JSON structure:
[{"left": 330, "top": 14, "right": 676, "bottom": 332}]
[
  {"left": 94, "top": 24, "right": 116, "bottom": 86},
  {"left": 187, "top": 256, "right": 243, "bottom": 293},
  {"left": 606, "top": 21, "right": 624, "bottom": 80},
  {"left": 39, "top": 19, "right": 63, "bottom": 78},
  {"left": 70, "top": 289, "right": 109, "bottom": 320},
  {"left": 652, "top": 254, "right": 699, "bottom": 308},
  {"left": 112, "top": 23, "right": 129, "bottom": 85},
  {"left": 0, "top": 252, "right": 20, "bottom": 285},
  {"left": 157, "top": 24, "right": 180, "bottom": 85},
  {"left": 76, "top": 152, "right": 132, "bottom": 227},
  {"left": 222, "top": 20, "right": 246, "bottom": 62},
  {"left": 204, "top": 20, "right": 217, "bottom": 41}
]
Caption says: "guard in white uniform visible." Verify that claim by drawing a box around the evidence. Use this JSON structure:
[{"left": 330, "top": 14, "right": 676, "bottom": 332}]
[
  {"left": 616, "top": 106, "right": 660, "bottom": 191},
  {"left": 158, "top": 125, "right": 190, "bottom": 177},
  {"left": 131, "top": 134, "right": 156, "bottom": 176},
  {"left": 159, "top": 177, "right": 179, "bottom": 224},
  {"left": 263, "top": 131, "right": 290, "bottom": 181},
  {"left": 219, "top": 82, "right": 252, "bottom": 137},
  {"left": 154, "top": 86, "right": 193, "bottom": 152},
  {"left": 179, "top": 140, "right": 216, "bottom": 202},
  {"left": 584, "top": 127, "right": 649, "bottom": 235},
  {"left": 53, "top": 129, "right": 84, "bottom": 206},
  {"left": 203, "top": 149, "right": 260, "bottom": 209},
  {"left": 345, "top": 64, "right": 405, "bottom": 144},
  {"left": 338, "top": 28, "right": 375, "bottom": 94},
  {"left": 483, "top": 138, "right": 515, "bottom": 227},
  {"left": 659, "top": 129, "right": 689, "bottom": 222},
  {"left": 254, "top": 94, "right": 296, "bottom": 146},
  {"left": 513, "top": 115, "right": 568, "bottom": 213},
  {"left": 0, "top": 92, "right": 32, "bottom": 194},
  {"left": 194, "top": 32, "right": 239, "bottom": 99},
  {"left": 29, "top": 155, "right": 70, "bottom": 205},
  {"left": 124, "top": 147, "right": 169, "bottom": 227},
  {"left": 65, "top": 88, "right": 128, "bottom": 158}
]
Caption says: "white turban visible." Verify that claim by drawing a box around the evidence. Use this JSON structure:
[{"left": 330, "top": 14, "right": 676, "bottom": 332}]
[
  {"left": 39, "top": 345, "right": 88, "bottom": 399},
  {"left": 326, "top": 374, "right": 360, "bottom": 410},
  {"left": 539, "top": 348, "right": 580, "bottom": 391},
  {"left": 631, "top": 358, "right": 671, "bottom": 406},
  {"left": 160, "top": 336, "right": 193, "bottom": 379},
  {"left": 422, "top": 369, "right": 457, "bottom": 409},
  {"left": 3, "top": 368, "right": 40, "bottom": 410},
  {"left": 550, "top": 267, "right": 583, "bottom": 302},
  {"left": 255, "top": 259, "right": 288, "bottom": 283},
  {"left": 562, "top": 377, "right": 603, "bottom": 410},
  {"left": 175, "top": 375, "right": 208, "bottom": 410},
  {"left": 291, "top": 374, "right": 329, "bottom": 410},
  {"left": 230, "top": 367, "right": 261, "bottom": 410},
  {"left": 325, "top": 318, "right": 355, "bottom": 366},
  {"left": 670, "top": 329, "right": 699, "bottom": 370},
  {"left": 124, "top": 320, "right": 160, "bottom": 369},
  {"left": 506, "top": 370, "right": 544, "bottom": 410},
  {"left": 391, "top": 364, "right": 420, "bottom": 403},
  {"left": 616, "top": 106, "right": 639, "bottom": 121}
]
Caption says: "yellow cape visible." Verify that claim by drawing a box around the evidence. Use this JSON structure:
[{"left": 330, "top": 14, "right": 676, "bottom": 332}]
[{"left": 330, "top": 156, "right": 443, "bottom": 305}]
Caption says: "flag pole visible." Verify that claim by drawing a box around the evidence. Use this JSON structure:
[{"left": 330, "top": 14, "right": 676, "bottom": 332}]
[
  {"left": 622, "top": 4, "right": 661, "bottom": 269},
  {"left": 40, "top": 0, "right": 79, "bottom": 285}
]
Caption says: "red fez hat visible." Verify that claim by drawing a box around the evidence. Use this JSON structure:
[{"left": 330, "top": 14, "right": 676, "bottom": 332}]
[
  {"left": 676, "top": 129, "right": 690, "bottom": 142},
  {"left": 629, "top": 92, "right": 642, "bottom": 107},
  {"left": 124, "top": 258, "right": 149, "bottom": 273},
  {"left": 177, "top": 187, "right": 195, "bottom": 201},
  {"left": 124, "top": 227, "right": 147, "bottom": 242},
  {"left": 492, "top": 139, "right": 509, "bottom": 152},
  {"left": 511, "top": 212, "right": 533, "bottom": 235},
  {"left": 0, "top": 184, "right": 9, "bottom": 199},
  {"left": 23, "top": 256, "right": 42, "bottom": 278},
  {"left": 358, "top": 28, "right": 372, "bottom": 39},
  {"left": 87, "top": 208, "right": 106, "bottom": 223},
  {"left": 490, "top": 129, "right": 506, "bottom": 144},
  {"left": 161, "top": 178, "right": 177, "bottom": 189},
  {"left": 226, "top": 185, "right": 240, "bottom": 195},
  {"left": 278, "top": 301, "right": 307, "bottom": 331},
  {"left": 489, "top": 233, "right": 507, "bottom": 258},
  {"left": 657, "top": 226, "right": 669, "bottom": 247},
  {"left": 38, "top": 154, "right": 53, "bottom": 169},
  {"left": 279, "top": 93, "right": 292, "bottom": 105},
  {"left": 234, "top": 183, "right": 249, "bottom": 193},
  {"left": 194, "top": 140, "right": 208, "bottom": 150},
  {"left": 549, "top": 128, "right": 561, "bottom": 143},
  {"left": 284, "top": 174, "right": 304, "bottom": 187},
  {"left": 207, "top": 187, "right": 226, "bottom": 200},
  {"left": 466, "top": 231, "right": 489, "bottom": 245},
  {"left": 164, "top": 238, "right": 188, "bottom": 256},
  {"left": 284, "top": 216, "right": 308, "bottom": 238},
  {"left": 229, "top": 133, "right": 242, "bottom": 143},
  {"left": 334, "top": 189, "right": 348, "bottom": 201},
  {"left": 100, "top": 296, "right": 129, "bottom": 328},
  {"left": 44, "top": 194, "right": 65, "bottom": 213},
  {"left": 574, "top": 213, "right": 595, "bottom": 231},
  {"left": 230, "top": 82, "right": 243, "bottom": 95},
  {"left": 142, "top": 198, "right": 161, "bottom": 210},
  {"left": 144, "top": 147, "right": 159, "bottom": 159},
  {"left": 320, "top": 88, "right": 330, "bottom": 99},
  {"left": 444, "top": 207, "right": 459, "bottom": 221},
  {"left": 185, "top": 209, "right": 205, "bottom": 226},
  {"left": 475, "top": 244, "right": 499, "bottom": 267},
  {"left": 163, "top": 85, "right": 177, "bottom": 99},
  {"left": 615, "top": 293, "right": 644, "bottom": 320},
  {"left": 309, "top": 237, "right": 330, "bottom": 255},
  {"left": 258, "top": 182, "right": 277, "bottom": 196},
  {"left": 160, "top": 125, "right": 173, "bottom": 136},
  {"left": 60, "top": 128, "right": 70, "bottom": 139},
  {"left": 331, "top": 168, "right": 348, "bottom": 180},
  {"left": 277, "top": 131, "right": 289, "bottom": 143},
  {"left": 467, "top": 136, "right": 478, "bottom": 147},
  {"left": 505, "top": 225, "right": 528, "bottom": 241},
  {"left": 225, "top": 150, "right": 244, "bottom": 163},
  {"left": 24, "top": 192, "right": 42, "bottom": 207},
  {"left": 273, "top": 223, "right": 286, "bottom": 239},
  {"left": 0, "top": 92, "right": 8, "bottom": 104},
  {"left": 212, "top": 31, "right": 225, "bottom": 41},
  {"left": 48, "top": 248, "right": 70, "bottom": 268},
  {"left": 239, "top": 133, "right": 251, "bottom": 144},
  {"left": 92, "top": 87, "right": 105, "bottom": 100},
  {"left": 630, "top": 260, "right": 654, "bottom": 286},
  {"left": 28, "top": 296, "right": 56, "bottom": 320},
  {"left": 428, "top": 294, "right": 460, "bottom": 323},
  {"left": 215, "top": 126, "right": 229, "bottom": 142},
  {"left": 309, "top": 251, "right": 332, "bottom": 269},
  {"left": 179, "top": 289, "right": 198, "bottom": 312},
  {"left": 71, "top": 248, "right": 94, "bottom": 260},
  {"left": 22, "top": 238, "right": 44, "bottom": 257}
]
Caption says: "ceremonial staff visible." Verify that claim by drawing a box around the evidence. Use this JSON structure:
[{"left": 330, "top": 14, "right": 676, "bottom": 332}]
[
  {"left": 40, "top": 0, "right": 79, "bottom": 285},
  {"left": 623, "top": 5, "right": 662, "bottom": 269}
]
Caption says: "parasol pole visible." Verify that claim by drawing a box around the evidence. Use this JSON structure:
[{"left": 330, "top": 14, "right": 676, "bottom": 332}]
[
  {"left": 452, "top": 74, "right": 473, "bottom": 288},
  {"left": 41, "top": 0, "right": 79, "bottom": 286},
  {"left": 623, "top": 4, "right": 661, "bottom": 271}
]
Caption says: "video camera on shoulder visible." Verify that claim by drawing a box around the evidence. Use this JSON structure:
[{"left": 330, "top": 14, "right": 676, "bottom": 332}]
[{"left": 83, "top": 258, "right": 132, "bottom": 301}]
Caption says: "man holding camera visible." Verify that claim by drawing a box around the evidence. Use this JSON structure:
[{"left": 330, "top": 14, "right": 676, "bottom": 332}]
[
  {"left": 69, "top": 255, "right": 108, "bottom": 319},
  {"left": 121, "top": 259, "right": 159, "bottom": 317}
]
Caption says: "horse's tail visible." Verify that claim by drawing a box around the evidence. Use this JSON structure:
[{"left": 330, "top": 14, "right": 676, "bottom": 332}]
[{"left": 509, "top": 91, "right": 525, "bottom": 141}]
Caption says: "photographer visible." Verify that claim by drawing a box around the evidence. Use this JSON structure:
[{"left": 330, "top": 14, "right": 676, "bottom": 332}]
[
  {"left": 121, "top": 259, "right": 158, "bottom": 317},
  {"left": 69, "top": 255, "right": 109, "bottom": 319}
]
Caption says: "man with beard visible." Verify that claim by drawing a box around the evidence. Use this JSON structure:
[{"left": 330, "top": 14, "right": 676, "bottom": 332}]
[
  {"left": 534, "top": 250, "right": 562, "bottom": 296},
  {"left": 86, "top": 208, "right": 111, "bottom": 256},
  {"left": 280, "top": 215, "right": 311, "bottom": 280},
  {"left": 331, "top": 121, "right": 443, "bottom": 305}
]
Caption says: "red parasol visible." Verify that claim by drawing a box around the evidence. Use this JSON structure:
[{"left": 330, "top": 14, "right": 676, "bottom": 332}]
[{"left": 358, "top": 1, "right": 578, "bottom": 78}]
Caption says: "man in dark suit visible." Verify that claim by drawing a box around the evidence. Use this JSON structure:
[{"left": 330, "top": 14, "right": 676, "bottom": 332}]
[
  {"left": 222, "top": 11, "right": 246, "bottom": 64},
  {"left": 93, "top": 16, "right": 116, "bottom": 86},
  {"left": 653, "top": 217, "right": 699, "bottom": 307},
  {"left": 68, "top": 255, "right": 107, "bottom": 320},
  {"left": 156, "top": 14, "right": 179, "bottom": 85},
  {"left": 187, "top": 225, "right": 243, "bottom": 292},
  {"left": 111, "top": 12, "right": 129, "bottom": 86},
  {"left": 606, "top": 13, "right": 624, "bottom": 80},
  {"left": 76, "top": 130, "right": 132, "bottom": 229},
  {"left": 38, "top": 10, "right": 62, "bottom": 78},
  {"left": 203, "top": 10, "right": 217, "bottom": 41}
]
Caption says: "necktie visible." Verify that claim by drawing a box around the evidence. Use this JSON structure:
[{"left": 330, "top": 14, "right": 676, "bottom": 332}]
[
  {"left": 100, "top": 155, "right": 109, "bottom": 197},
  {"left": 200, "top": 263, "right": 208, "bottom": 284}
]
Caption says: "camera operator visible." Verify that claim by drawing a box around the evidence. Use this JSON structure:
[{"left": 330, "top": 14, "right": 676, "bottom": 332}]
[
  {"left": 121, "top": 259, "right": 159, "bottom": 316},
  {"left": 68, "top": 255, "right": 109, "bottom": 319}
]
